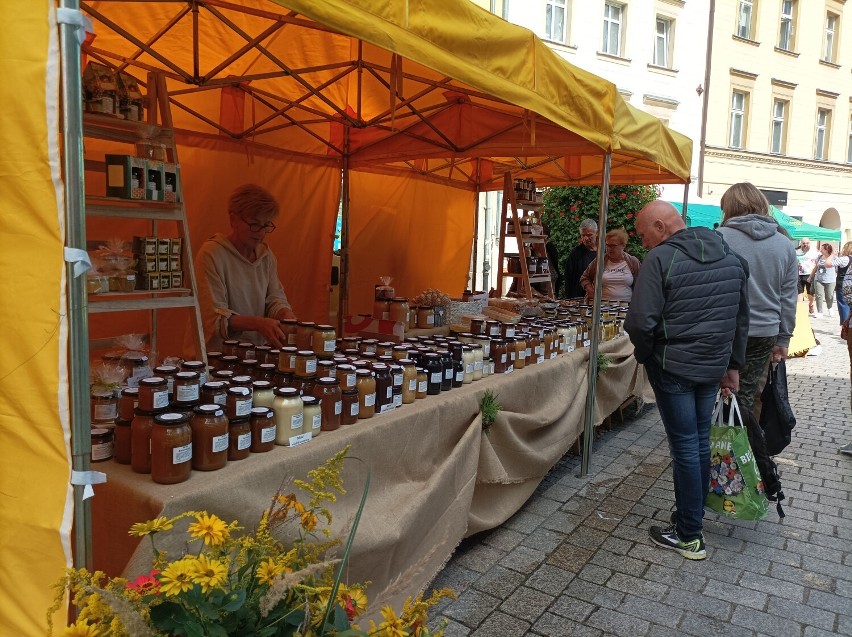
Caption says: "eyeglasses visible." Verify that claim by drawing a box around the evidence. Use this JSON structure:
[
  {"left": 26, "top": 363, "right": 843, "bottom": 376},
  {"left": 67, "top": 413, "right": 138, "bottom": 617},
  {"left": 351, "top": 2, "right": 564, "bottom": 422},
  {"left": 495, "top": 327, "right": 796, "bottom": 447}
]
[{"left": 238, "top": 215, "right": 276, "bottom": 233}]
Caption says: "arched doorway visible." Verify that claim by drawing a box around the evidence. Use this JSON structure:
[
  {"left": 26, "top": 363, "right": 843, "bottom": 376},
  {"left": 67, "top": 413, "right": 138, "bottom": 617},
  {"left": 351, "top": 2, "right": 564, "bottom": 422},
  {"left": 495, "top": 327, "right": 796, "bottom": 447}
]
[{"left": 820, "top": 207, "right": 841, "bottom": 229}]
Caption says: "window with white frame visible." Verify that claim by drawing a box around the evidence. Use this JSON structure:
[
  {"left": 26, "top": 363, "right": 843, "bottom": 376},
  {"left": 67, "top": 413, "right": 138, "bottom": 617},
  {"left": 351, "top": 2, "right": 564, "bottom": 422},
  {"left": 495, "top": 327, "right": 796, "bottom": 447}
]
[
  {"left": 824, "top": 13, "right": 838, "bottom": 62},
  {"left": 778, "top": 0, "right": 795, "bottom": 50},
  {"left": 602, "top": 2, "right": 623, "bottom": 56},
  {"left": 737, "top": 0, "right": 755, "bottom": 39},
  {"left": 729, "top": 91, "right": 747, "bottom": 148},
  {"left": 770, "top": 99, "right": 788, "bottom": 154},
  {"left": 654, "top": 17, "right": 673, "bottom": 67},
  {"left": 814, "top": 108, "right": 831, "bottom": 159},
  {"left": 848, "top": 116, "right": 852, "bottom": 163},
  {"left": 545, "top": 0, "right": 567, "bottom": 43}
]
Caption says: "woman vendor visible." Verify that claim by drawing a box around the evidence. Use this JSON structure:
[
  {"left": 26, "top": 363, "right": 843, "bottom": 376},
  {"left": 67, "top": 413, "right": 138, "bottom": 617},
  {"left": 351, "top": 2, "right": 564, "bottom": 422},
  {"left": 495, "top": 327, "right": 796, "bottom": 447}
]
[
  {"left": 579, "top": 227, "right": 641, "bottom": 302},
  {"left": 195, "top": 184, "right": 297, "bottom": 349}
]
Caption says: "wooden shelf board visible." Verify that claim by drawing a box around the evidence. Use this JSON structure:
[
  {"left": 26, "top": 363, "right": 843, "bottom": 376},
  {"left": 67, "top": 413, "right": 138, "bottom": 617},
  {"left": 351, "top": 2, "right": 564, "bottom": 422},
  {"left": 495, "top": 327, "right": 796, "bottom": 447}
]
[
  {"left": 88, "top": 295, "right": 197, "bottom": 313},
  {"left": 83, "top": 113, "right": 172, "bottom": 144},
  {"left": 501, "top": 273, "right": 552, "bottom": 283},
  {"left": 505, "top": 233, "right": 547, "bottom": 243},
  {"left": 86, "top": 196, "right": 182, "bottom": 219}
]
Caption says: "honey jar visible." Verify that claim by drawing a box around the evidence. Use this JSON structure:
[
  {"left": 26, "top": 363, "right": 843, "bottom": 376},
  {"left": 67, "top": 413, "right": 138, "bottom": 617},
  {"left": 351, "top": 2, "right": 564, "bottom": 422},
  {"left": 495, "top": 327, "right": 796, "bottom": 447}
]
[
  {"left": 137, "top": 376, "right": 169, "bottom": 412},
  {"left": 130, "top": 408, "right": 157, "bottom": 474},
  {"left": 280, "top": 319, "right": 298, "bottom": 346},
  {"left": 181, "top": 360, "right": 208, "bottom": 385},
  {"left": 295, "top": 350, "right": 318, "bottom": 377},
  {"left": 206, "top": 351, "right": 223, "bottom": 371},
  {"left": 388, "top": 298, "right": 409, "bottom": 323},
  {"left": 273, "top": 387, "right": 304, "bottom": 446},
  {"left": 355, "top": 369, "right": 376, "bottom": 419},
  {"left": 415, "top": 368, "right": 428, "bottom": 399},
  {"left": 313, "top": 377, "right": 342, "bottom": 431},
  {"left": 91, "top": 428, "right": 114, "bottom": 463},
  {"left": 252, "top": 380, "right": 275, "bottom": 409},
  {"left": 222, "top": 339, "right": 240, "bottom": 356},
  {"left": 416, "top": 306, "right": 435, "bottom": 329},
  {"left": 113, "top": 418, "right": 132, "bottom": 464},
  {"left": 278, "top": 346, "right": 298, "bottom": 373},
  {"left": 312, "top": 324, "right": 337, "bottom": 358},
  {"left": 295, "top": 321, "right": 316, "bottom": 350},
  {"left": 302, "top": 396, "right": 322, "bottom": 439},
  {"left": 400, "top": 359, "right": 417, "bottom": 404},
  {"left": 249, "top": 407, "right": 276, "bottom": 453},
  {"left": 201, "top": 381, "right": 228, "bottom": 406},
  {"left": 341, "top": 389, "right": 359, "bottom": 424},
  {"left": 190, "top": 404, "right": 228, "bottom": 471},
  {"left": 173, "top": 371, "right": 201, "bottom": 405},
  {"left": 336, "top": 363, "right": 357, "bottom": 391},
  {"left": 151, "top": 412, "right": 192, "bottom": 484},
  {"left": 91, "top": 388, "right": 118, "bottom": 424},
  {"left": 227, "top": 418, "right": 252, "bottom": 461},
  {"left": 225, "top": 386, "right": 253, "bottom": 420}
]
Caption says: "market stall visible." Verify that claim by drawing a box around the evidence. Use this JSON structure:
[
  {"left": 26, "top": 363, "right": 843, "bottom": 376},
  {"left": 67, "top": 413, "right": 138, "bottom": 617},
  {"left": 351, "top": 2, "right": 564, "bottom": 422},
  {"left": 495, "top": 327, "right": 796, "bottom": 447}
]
[
  {"left": 2, "top": 1, "right": 693, "bottom": 634},
  {"left": 91, "top": 338, "right": 644, "bottom": 615}
]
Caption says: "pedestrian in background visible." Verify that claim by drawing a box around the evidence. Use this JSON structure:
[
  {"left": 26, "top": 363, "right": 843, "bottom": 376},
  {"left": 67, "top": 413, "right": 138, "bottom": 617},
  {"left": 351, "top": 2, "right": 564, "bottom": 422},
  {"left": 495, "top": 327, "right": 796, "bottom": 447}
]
[
  {"left": 716, "top": 183, "right": 798, "bottom": 417},
  {"left": 562, "top": 218, "right": 597, "bottom": 298},
  {"left": 830, "top": 241, "right": 852, "bottom": 324},
  {"left": 838, "top": 257, "right": 852, "bottom": 456},
  {"left": 797, "top": 238, "right": 819, "bottom": 312},
  {"left": 626, "top": 200, "right": 749, "bottom": 560},
  {"left": 809, "top": 244, "right": 836, "bottom": 318}
]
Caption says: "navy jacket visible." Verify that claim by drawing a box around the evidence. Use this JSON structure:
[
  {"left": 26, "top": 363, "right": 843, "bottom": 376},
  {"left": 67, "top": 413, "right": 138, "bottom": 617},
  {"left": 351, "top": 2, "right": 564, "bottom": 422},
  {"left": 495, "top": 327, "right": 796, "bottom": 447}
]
[{"left": 625, "top": 227, "right": 749, "bottom": 385}]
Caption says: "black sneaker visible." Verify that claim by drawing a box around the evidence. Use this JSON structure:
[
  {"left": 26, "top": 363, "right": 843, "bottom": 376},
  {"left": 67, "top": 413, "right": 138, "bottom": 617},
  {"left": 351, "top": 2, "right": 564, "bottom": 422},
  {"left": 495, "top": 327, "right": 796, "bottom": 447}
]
[{"left": 649, "top": 525, "right": 706, "bottom": 560}]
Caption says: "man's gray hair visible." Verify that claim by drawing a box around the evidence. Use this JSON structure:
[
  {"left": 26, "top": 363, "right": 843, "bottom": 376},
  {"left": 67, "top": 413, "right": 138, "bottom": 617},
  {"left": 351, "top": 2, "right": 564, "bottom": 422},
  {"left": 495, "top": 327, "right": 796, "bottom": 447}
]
[{"left": 579, "top": 218, "right": 598, "bottom": 232}]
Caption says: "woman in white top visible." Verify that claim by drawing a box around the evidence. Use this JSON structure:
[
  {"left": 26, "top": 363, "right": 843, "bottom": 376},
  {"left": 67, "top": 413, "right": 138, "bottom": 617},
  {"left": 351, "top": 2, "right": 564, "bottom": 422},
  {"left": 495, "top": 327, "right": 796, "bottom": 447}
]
[
  {"left": 809, "top": 243, "right": 837, "bottom": 318},
  {"left": 579, "top": 227, "right": 641, "bottom": 302}
]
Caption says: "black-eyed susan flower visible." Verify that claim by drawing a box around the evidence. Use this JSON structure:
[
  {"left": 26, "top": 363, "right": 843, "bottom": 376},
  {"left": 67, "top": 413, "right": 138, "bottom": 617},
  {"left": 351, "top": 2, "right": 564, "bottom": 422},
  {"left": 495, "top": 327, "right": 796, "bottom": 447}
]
[
  {"left": 128, "top": 516, "right": 174, "bottom": 537},
  {"left": 157, "top": 559, "right": 196, "bottom": 596},
  {"left": 190, "top": 554, "right": 228, "bottom": 593},
  {"left": 63, "top": 619, "right": 103, "bottom": 637},
  {"left": 187, "top": 512, "right": 229, "bottom": 546}
]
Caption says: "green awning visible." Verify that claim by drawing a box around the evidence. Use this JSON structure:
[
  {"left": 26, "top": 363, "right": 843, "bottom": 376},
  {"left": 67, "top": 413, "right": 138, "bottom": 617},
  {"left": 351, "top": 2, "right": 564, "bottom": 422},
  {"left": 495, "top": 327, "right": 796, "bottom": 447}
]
[{"left": 669, "top": 202, "right": 841, "bottom": 242}]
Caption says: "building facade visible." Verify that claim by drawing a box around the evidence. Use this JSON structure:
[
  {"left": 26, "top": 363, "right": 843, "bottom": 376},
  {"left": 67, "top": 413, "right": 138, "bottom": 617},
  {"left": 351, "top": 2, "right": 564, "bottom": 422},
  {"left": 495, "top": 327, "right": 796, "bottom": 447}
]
[{"left": 702, "top": 0, "right": 852, "bottom": 238}]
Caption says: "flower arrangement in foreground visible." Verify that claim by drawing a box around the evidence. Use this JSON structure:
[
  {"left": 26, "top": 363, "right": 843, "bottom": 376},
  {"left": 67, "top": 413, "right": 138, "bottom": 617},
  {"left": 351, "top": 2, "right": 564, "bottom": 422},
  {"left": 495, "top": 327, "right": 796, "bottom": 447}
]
[{"left": 50, "top": 447, "right": 454, "bottom": 637}]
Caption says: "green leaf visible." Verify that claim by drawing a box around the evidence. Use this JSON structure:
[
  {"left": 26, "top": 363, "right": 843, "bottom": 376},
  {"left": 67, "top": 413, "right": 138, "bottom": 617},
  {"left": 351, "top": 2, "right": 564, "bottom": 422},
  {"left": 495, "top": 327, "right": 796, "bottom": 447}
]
[
  {"left": 184, "top": 621, "right": 205, "bottom": 637},
  {"left": 222, "top": 589, "right": 246, "bottom": 612},
  {"left": 206, "top": 624, "right": 230, "bottom": 637},
  {"left": 332, "top": 605, "right": 350, "bottom": 631}
]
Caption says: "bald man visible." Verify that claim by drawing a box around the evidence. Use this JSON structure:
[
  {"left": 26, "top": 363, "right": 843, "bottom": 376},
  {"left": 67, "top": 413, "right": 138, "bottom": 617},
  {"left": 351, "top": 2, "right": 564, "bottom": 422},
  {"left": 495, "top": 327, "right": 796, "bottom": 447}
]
[{"left": 625, "top": 200, "right": 749, "bottom": 560}]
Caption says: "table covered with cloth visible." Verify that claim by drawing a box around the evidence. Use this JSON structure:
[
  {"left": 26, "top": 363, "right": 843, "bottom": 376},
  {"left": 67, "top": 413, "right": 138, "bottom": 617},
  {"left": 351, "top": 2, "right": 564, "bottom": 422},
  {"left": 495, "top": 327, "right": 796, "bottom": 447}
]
[{"left": 92, "top": 336, "right": 648, "bottom": 614}]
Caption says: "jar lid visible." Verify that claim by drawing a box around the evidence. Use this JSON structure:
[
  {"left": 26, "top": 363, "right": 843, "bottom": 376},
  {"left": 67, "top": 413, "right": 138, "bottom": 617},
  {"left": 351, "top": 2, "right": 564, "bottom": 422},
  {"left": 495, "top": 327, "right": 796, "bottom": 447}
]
[
  {"left": 315, "top": 324, "right": 335, "bottom": 331},
  {"left": 182, "top": 360, "right": 205, "bottom": 370},
  {"left": 250, "top": 406, "right": 272, "bottom": 417},
  {"left": 231, "top": 375, "right": 253, "bottom": 384},
  {"left": 424, "top": 353, "right": 440, "bottom": 360},
  {"left": 214, "top": 371, "right": 235, "bottom": 380},
  {"left": 280, "top": 318, "right": 298, "bottom": 325},
  {"left": 317, "top": 376, "right": 339, "bottom": 385},
  {"left": 237, "top": 341, "right": 253, "bottom": 348},
  {"left": 258, "top": 363, "right": 277, "bottom": 371},
  {"left": 91, "top": 428, "right": 112, "bottom": 438},
  {"left": 240, "top": 359, "right": 259, "bottom": 366},
  {"left": 224, "top": 339, "right": 240, "bottom": 345},
  {"left": 372, "top": 363, "right": 389, "bottom": 370},
  {"left": 114, "top": 417, "right": 132, "bottom": 426},
  {"left": 317, "top": 360, "right": 335, "bottom": 367},
  {"left": 207, "top": 351, "right": 223, "bottom": 358},
  {"left": 154, "top": 412, "right": 189, "bottom": 425},
  {"left": 175, "top": 371, "right": 199, "bottom": 380},
  {"left": 398, "top": 358, "right": 415, "bottom": 365},
  {"left": 362, "top": 338, "right": 379, "bottom": 344},
  {"left": 416, "top": 367, "right": 427, "bottom": 373},
  {"left": 255, "top": 345, "right": 272, "bottom": 352},
  {"left": 274, "top": 387, "right": 299, "bottom": 397},
  {"left": 229, "top": 417, "right": 250, "bottom": 425},
  {"left": 337, "top": 363, "right": 355, "bottom": 371},
  {"left": 301, "top": 396, "right": 319, "bottom": 406},
  {"left": 91, "top": 388, "right": 115, "bottom": 398},
  {"left": 133, "top": 406, "right": 164, "bottom": 416},
  {"left": 269, "top": 349, "right": 281, "bottom": 355},
  {"left": 378, "top": 341, "right": 396, "bottom": 347},
  {"left": 154, "top": 365, "right": 178, "bottom": 373},
  {"left": 342, "top": 388, "right": 359, "bottom": 395},
  {"left": 202, "top": 381, "right": 226, "bottom": 389},
  {"left": 227, "top": 386, "right": 251, "bottom": 396},
  {"left": 280, "top": 346, "right": 298, "bottom": 353},
  {"left": 125, "top": 353, "right": 149, "bottom": 365},
  {"left": 252, "top": 380, "right": 272, "bottom": 389},
  {"left": 297, "top": 321, "right": 316, "bottom": 327},
  {"left": 355, "top": 369, "right": 373, "bottom": 377},
  {"left": 140, "top": 376, "right": 166, "bottom": 387},
  {"left": 220, "top": 355, "right": 240, "bottom": 363},
  {"left": 194, "top": 404, "right": 224, "bottom": 416},
  {"left": 296, "top": 350, "right": 316, "bottom": 356}
]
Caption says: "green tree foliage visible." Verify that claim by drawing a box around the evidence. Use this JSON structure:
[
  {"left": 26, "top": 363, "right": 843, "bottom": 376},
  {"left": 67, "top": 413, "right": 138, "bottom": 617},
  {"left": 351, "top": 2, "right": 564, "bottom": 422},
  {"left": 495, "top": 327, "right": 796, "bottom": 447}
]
[{"left": 542, "top": 185, "right": 661, "bottom": 268}]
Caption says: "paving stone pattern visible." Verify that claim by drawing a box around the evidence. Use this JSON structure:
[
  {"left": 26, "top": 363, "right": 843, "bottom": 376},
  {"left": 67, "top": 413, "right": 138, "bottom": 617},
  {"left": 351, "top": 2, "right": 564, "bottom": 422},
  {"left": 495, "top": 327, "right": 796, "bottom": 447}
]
[{"left": 427, "top": 310, "right": 852, "bottom": 636}]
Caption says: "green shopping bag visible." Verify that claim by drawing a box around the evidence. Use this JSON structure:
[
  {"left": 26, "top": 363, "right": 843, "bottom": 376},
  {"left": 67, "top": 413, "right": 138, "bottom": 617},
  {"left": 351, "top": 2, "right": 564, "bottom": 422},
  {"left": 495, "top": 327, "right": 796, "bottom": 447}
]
[{"left": 706, "top": 393, "right": 768, "bottom": 521}]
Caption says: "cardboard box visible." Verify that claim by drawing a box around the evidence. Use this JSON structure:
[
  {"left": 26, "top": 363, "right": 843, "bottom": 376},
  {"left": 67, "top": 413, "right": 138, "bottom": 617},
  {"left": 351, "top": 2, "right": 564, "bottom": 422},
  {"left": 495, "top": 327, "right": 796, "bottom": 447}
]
[
  {"left": 108, "top": 273, "right": 136, "bottom": 292},
  {"left": 106, "top": 155, "right": 146, "bottom": 199},
  {"left": 170, "top": 237, "right": 183, "bottom": 256},
  {"left": 133, "top": 236, "right": 157, "bottom": 256},
  {"left": 171, "top": 271, "right": 184, "bottom": 288},
  {"left": 157, "top": 238, "right": 170, "bottom": 255},
  {"left": 138, "top": 273, "right": 160, "bottom": 291},
  {"left": 137, "top": 255, "right": 157, "bottom": 274},
  {"left": 163, "top": 163, "right": 182, "bottom": 203},
  {"left": 169, "top": 256, "right": 181, "bottom": 272},
  {"left": 146, "top": 160, "right": 165, "bottom": 201},
  {"left": 157, "top": 254, "right": 169, "bottom": 272},
  {"left": 159, "top": 272, "right": 171, "bottom": 290}
]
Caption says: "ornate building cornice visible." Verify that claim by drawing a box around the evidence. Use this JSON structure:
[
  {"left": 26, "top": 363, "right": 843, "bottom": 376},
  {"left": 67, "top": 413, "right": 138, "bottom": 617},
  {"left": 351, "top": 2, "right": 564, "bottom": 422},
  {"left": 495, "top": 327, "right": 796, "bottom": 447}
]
[{"left": 706, "top": 146, "right": 852, "bottom": 174}]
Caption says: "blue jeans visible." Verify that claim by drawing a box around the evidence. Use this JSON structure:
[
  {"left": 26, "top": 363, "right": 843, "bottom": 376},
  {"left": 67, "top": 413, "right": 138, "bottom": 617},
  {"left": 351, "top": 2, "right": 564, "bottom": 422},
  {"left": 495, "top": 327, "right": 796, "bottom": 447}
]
[
  {"left": 836, "top": 286, "right": 851, "bottom": 324},
  {"left": 646, "top": 362, "right": 718, "bottom": 541}
]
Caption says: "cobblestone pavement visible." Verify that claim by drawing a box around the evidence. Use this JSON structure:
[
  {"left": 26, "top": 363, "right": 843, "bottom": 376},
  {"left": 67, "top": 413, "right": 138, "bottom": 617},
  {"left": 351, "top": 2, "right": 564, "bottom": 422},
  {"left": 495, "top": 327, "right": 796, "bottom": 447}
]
[{"left": 428, "top": 310, "right": 852, "bottom": 637}]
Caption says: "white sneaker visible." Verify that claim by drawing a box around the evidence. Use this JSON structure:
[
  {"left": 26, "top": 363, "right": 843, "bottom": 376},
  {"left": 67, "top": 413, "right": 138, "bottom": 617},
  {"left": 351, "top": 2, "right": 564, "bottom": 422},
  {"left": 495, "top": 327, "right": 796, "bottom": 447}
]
[
  {"left": 839, "top": 442, "right": 852, "bottom": 456},
  {"left": 809, "top": 313, "right": 823, "bottom": 318},
  {"left": 827, "top": 308, "right": 833, "bottom": 317}
]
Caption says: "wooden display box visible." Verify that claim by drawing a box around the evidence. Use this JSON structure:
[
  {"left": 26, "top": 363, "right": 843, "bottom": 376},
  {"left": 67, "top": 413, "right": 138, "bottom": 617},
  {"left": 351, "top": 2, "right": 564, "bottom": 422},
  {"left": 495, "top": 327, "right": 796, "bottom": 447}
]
[
  {"left": 146, "top": 160, "right": 165, "bottom": 201},
  {"left": 105, "top": 155, "right": 146, "bottom": 199},
  {"left": 163, "top": 163, "right": 182, "bottom": 203}
]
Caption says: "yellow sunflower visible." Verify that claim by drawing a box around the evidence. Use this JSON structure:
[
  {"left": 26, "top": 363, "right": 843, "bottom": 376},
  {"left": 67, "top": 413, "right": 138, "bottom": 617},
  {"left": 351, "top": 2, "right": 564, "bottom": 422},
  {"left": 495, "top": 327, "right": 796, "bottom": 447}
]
[
  {"left": 128, "top": 516, "right": 174, "bottom": 537},
  {"left": 378, "top": 606, "right": 408, "bottom": 637},
  {"left": 256, "top": 559, "right": 286, "bottom": 585},
  {"left": 158, "top": 559, "right": 196, "bottom": 596},
  {"left": 187, "top": 512, "right": 229, "bottom": 546},
  {"left": 63, "top": 619, "right": 102, "bottom": 637},
  {"left": 190, "top": 554, "right": 228, "bottom": 593}
]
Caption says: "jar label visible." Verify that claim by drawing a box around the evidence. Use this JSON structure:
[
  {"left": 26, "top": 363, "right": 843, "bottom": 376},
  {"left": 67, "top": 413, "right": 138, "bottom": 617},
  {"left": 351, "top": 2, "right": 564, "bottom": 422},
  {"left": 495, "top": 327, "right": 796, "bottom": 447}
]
[
  {"left": 509, "top": 351, "right": 516, "bottom": 361},
  {"left": 455, "top": 371, "right": 464, "bottom": 382},
  {"left": 365, "top": 392, "right": 376, "bottom": 407},
  {"left": 489, "top": 326, "right": 500, "bottom": 336},
  {"left": 465, "top": 363, "right": 474, "bottom": 374},
  {"left": 364, "top": 344, "right": 376, "bottom": 353},
  {"left": 444, "top": 368, "right": 453, "bottom": 380},
  {"left": 505, "top": 327, "right": 515, "bottom": 337},
  {"left": 350, "top": 402, "right": 360, "bottom": 416},
  {"left": 312, "top": 414, "right": 322, "bottom": 431},
  {"left": 306, "top": 360, "right": 317, "bottom": 374},
  {"left": 500, "top": 354, "right": 507, "bottom": 363},
  {"left": 567, "top": 345, "right": 575, "bottom": 353},
  {"left": 347, "top": 373, "right": 356, "bottom": 387},
  {"left": 536, "top": 346, "right": 543, "bottom": 356},
  {"left": 380, "top": 402, "right": 394, "bottom": 414},
  {"left": 172, "top": 443, "right": 192, "bottom": 465},
  {"left": 289, "top": 355, "right": 297, "bottom": 369},
  {"left": 93, "top": 402, "right": 117, "bottom": 421},
  {"left": 291, "top": 412, "right": 304, "bottom": 431},
  {"left": 236, "top": 398, "right": 252, "bottom": 417},
  {"left": 408, "top": 379, "right": 417, "bottom": 391},
  {"left": 176, "top": 384, "right": 199, "bottom": 402},
  {"left": 393, "top": 373, "right": 403, "bottom": 386},
  {"left": 474, "top": 361, "right": 483, "bottom": 371},
  {"left": 418, "top": 381, "right": 428, "bottom": 393},
  {"left": 199, "top": 371, "right": 208, "bottom": 385},
  {"left": 334, "top": 400, "right": 342, "bottom": 415},
  {"left": 517, "top": 350, "right": 526, "bottom": 360},
  {"left": 323, "top": 340, "right": 336, "bottom": 352},
  {"left": 386, "top": 386, "right": 392, "bottom": 399},
  {"left": 287, "top": 334, "right": 297, "bottom": 345},
  {"left": 393, "top": 393, "right": 402, "bottom": 408},
  {"left": 261, "top": 426, "right": 277, "bottom": 443},
  {"left": 525, "top": 348, "right": 532, "bottom": 359},
  {"left": 426, "top": 315, "right": 434, "bottom": 325},
  {"left": 212, "top": 434, "right": 229, "bottom": 453},
  {"left": 237, "top": 432, "right": 251, "bottom": 450},
  {"left": 583, "top": 339, "right": 591, "bottom": 348},
  {"left": 430, "top": 372, "right": 442, "bottom": 384},
  {"left": 91, "top": 440, "right": 113, "bottom": 461},
  {"left": 290, "top": 431, "right": 312, "bottom": 446},
  {"left": 538, "top": 355, "right": 545, "bottom": 364},
  {"left": 153, "top": 390, "right": 169, "bottom": 409},
  {"left": 212, "top": 393, "right": 226, "bottom": 406},
  {"left": 165, "top": 377, "right": 174, "bottom": 394}
]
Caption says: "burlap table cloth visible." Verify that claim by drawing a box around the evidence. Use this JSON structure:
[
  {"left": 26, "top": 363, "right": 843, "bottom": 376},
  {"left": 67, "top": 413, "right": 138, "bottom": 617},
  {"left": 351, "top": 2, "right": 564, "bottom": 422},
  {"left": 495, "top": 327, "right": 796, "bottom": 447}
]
[{"left": 92, "top": 336, "right": 645, "bottom": 614}]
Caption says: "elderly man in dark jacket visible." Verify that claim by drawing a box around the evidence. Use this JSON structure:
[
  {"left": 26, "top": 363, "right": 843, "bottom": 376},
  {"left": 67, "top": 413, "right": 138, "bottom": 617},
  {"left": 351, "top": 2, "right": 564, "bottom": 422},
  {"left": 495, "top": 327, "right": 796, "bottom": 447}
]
[{"left": 625, "top": 200, "right": 749, "bottom": 561}]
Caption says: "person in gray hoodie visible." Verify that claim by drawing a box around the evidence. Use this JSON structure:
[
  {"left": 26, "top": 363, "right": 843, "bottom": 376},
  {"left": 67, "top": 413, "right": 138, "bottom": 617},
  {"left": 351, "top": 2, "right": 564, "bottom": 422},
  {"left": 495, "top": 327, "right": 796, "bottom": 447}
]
[{"left": 716, "top": 183, "right": 798, "bottom": 418}]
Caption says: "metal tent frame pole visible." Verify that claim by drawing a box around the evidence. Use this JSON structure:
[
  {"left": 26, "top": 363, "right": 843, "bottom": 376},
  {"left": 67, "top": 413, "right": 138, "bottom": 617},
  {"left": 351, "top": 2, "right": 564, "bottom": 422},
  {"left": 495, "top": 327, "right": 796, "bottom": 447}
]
[
  {"left": 59, "top": 0, "right": 94, "bottom": 569},
  {"left": 580, "top": 154, "right": 612, "bottom": 477},
  {"left": 338, "top": 128, "right": 350, "bottom": 334}
]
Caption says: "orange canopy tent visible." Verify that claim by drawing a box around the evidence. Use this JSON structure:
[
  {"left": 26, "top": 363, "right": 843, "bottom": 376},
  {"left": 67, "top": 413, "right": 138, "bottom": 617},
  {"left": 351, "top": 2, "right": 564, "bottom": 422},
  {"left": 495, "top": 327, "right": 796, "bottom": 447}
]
[{"left": 0, "top": 1, "right": 691, "bottom": 634}]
